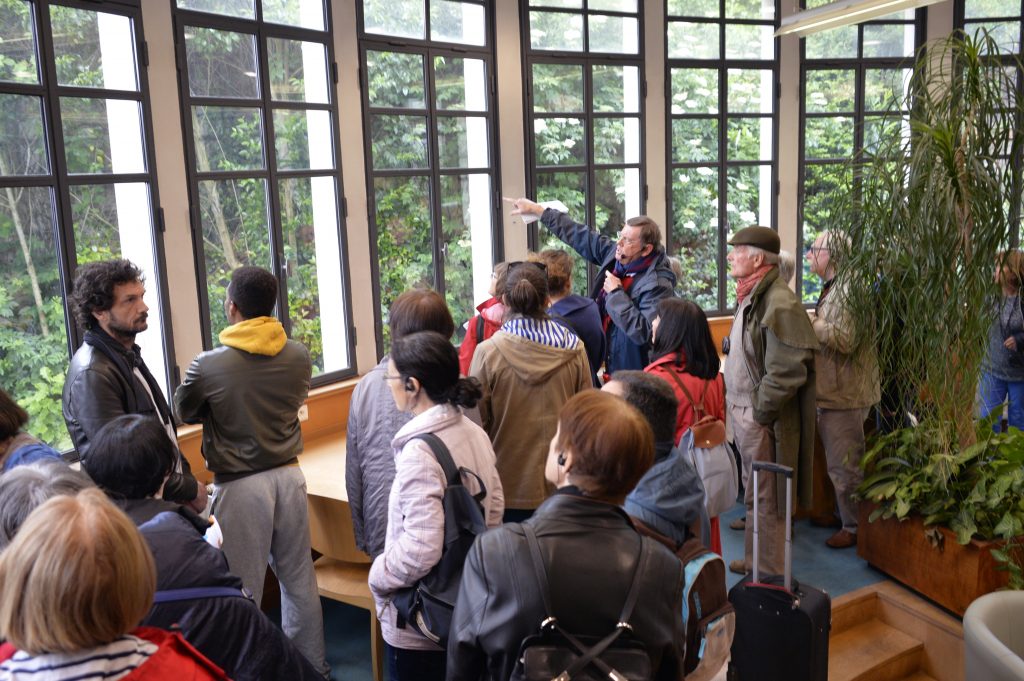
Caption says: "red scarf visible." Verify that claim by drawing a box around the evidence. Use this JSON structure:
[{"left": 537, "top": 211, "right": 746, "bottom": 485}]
[{"left": 736, "top": 264, "right": 776, "bottom": 305}]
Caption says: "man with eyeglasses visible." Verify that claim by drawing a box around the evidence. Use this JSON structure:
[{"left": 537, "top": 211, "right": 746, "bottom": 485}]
[
  {"left": 806, "top": 231, "right": 880, "bottom": 550},
  {"left": 507, "top": 198, "right": 676, "bottom": 375}
]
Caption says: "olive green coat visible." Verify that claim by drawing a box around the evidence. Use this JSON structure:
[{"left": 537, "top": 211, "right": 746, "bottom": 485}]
[{"left": 736, "top": 268, "right": 819, "bottom": 513}]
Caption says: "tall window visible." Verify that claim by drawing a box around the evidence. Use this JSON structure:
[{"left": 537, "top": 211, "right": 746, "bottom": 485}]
[
  {"left": 957, "top": 0, "right": 1024, "bottom": 236},
  {"left": 0, "top": 0, "right": 170, "bottom": 449},
  {"left": 799, "top": 3, "right": 922, "bottom": 302},
  {"left": 174, "top": 0, "right": 353, "bottom": 379},
  {"left": 523, "top": 0, "right": 644, "bottom": 294},
  {"left": 666, "top": 0, "right": 778, "bottom": 313},
  {"left": 359, "top": 0, "right": 499, "bottom": 350}
]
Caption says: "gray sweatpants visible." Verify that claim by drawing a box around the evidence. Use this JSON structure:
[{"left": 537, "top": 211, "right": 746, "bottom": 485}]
[
  {"left": 817, "top": 407, "right": 869, "bottom": 534},
  {"left": 213, "top": 464, "right": 329, "bottom": 677}
]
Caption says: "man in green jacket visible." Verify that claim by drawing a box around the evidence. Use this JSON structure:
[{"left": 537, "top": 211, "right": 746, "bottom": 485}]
[{"left": 724, "top": 226, "right": 818, "bottom": 576}]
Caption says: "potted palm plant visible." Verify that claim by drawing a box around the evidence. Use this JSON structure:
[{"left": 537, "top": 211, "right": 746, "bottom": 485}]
[{"left": 826, "top": 29, "right": 1024, "bottom": 615}]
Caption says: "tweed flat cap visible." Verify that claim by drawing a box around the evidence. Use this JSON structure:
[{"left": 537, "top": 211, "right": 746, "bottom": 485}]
[{"left": 728, "top": 226, "right": 780, "bottom": 254}]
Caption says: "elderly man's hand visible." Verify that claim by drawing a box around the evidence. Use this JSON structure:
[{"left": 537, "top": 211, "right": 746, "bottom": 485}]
[
  {"left": 603, "top": 272, "right": 623, "bottom": 294},
  {"left": 504, "top": 197, "right": 544, "bottom": 218},
  {"left": 1006, "top": 336, "right": 1018, "bottom": 352}
]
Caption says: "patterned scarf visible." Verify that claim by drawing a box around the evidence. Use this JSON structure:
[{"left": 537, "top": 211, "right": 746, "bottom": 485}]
[{"left": 735, "top": 264, "right": 776, "bottom": 305}]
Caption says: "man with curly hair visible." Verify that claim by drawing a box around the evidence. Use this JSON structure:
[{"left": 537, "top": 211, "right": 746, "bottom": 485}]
[{"left": 61, "top": 259, "right": 205, "bottom": 511}]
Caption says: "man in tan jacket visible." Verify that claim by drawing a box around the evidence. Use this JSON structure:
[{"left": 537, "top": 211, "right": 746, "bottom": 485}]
[{"left": 807, "top": 232, "right": 880, "bottom": 549}]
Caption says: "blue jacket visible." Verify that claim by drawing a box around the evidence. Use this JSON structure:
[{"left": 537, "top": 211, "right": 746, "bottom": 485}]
[
  {"left": 623, "top": 442, "right": 709, "bottom": 547},
  {"left": 125, "top": 500, "right": 322, "bottom": 681},
  {"left": 549, "top": 295, "right": 606, "bottom": 386},
  {"left": 540, "top": 209, "right": 676, "bottom": 372}
]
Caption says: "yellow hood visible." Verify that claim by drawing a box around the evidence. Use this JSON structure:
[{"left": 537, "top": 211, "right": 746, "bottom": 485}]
[{"left": 219, "top": 317, "right": 287, "bottom": 356}]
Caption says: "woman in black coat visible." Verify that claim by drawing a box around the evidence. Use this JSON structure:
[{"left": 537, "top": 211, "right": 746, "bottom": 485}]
[{"left": 447, "top": 390, "right": 686, "bottom": 681}]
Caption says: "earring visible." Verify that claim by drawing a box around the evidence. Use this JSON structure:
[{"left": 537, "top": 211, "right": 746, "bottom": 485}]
[{"left": 557, "top": 453, "right": 566, "bottom": 466}]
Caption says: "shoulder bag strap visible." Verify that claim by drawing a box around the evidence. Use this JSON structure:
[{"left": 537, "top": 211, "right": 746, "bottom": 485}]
[
  {"left": 476, "top": 315, "right": 485, "bottom": 343},
  {"left": 664, "top": 368, "right": 705, "bottom": 417},
  {"left": 410, "top": 433, "right": 460, "bottom": 486},
  {"left": 153, "top": 586, "right": 250, "bottom": 603}
]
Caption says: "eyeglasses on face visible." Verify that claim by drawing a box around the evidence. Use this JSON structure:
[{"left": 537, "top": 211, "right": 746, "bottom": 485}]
[
  {"left": 807, "top": 246, "right": 830, "bottom": 255},
  {"left": 617, "top": 231, "right": 641, "bottom": 245},
  {"left": 384, "top": 373, "right": 403, "bottom": 381}
]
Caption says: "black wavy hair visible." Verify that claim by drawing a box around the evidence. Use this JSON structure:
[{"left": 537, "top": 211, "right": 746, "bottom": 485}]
[
  {"left": 82, "top": 415, "right": 176, "bottom": 500},
  {"left": 228, "top": 266, "right": 278, "bottom": 319},
  {"left": 69, "top": 260, "right": 144, "bottom": 330},
  {"left": 650, "top": 298, "right": 720, "bottom": 379}
]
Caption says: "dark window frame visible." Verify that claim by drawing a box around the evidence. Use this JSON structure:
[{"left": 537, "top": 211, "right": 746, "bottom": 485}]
[
  {"left": 357, "top": 0, "right": 503, "bottom": 356},
  {"left": 521, "top": 0, "right": 647, "bottom": 291},
  {"left": 664, "top": 0, "right": 781, "bottom": 315},
  {"left": 0, "top": 0, "right": 177, "bottom": 392},
  {"left": 171, "top": 0, "right": 357, "bottom": 385}
]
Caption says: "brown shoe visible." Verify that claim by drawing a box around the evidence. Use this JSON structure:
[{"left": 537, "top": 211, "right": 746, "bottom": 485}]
[
  {"left": 729, "top": 517, "right": 746, "bottom": 530},
  {"left": 810, "top": 514, "right": 841, "bottom": 528},
  {"left": 826, "top": 529, "right": 857, "bottom": 549},
  {"left": 729, "top": 559, "right": 748, "bottom": 575}
]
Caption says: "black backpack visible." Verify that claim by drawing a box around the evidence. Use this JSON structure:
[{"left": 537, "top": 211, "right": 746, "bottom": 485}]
[
  {"left": 391, "top": 433, "right": 489, "bottom": 646},
  {"left": 510, "top": 524, "right": 655, "bottom": 681}
]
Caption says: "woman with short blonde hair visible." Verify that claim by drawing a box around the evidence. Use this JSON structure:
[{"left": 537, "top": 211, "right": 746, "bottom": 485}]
[{"left": 0, "top": 488, "right": 227, "bottom": 679}]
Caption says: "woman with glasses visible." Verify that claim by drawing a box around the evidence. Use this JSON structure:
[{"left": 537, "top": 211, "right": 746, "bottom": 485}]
[
  {"left": 369, "top": 331, "right": 504, "bottom": 681},
  {"left": 470, "top": 261, "right": 591, "bottom": 522}
]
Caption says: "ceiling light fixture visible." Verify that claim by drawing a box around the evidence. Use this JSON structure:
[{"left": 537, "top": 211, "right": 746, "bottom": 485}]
[{"left": 775, "top": 0, "right": 945, "bottom": 38}]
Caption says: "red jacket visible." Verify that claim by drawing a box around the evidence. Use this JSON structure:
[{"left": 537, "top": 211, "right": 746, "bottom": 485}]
[
  {"left": 458, "top": 297, "right": 505, "bottom": 375},
  {"left": 645, "top": 354, "right": 725, "bottom": 443}
]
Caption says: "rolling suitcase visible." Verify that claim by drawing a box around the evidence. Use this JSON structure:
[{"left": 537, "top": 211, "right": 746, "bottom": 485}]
[{"left": 727, "top": 461, "right": 830, "bottom": 681}]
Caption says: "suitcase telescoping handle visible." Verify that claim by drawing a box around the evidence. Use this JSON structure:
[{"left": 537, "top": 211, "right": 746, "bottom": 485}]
[{"left": 751, "top": 461, "right": 793, "bottom": 591}]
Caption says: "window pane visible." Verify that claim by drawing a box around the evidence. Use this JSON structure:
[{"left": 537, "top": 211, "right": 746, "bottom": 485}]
[
  {"left": 804, "top": 116, "right": 853, "bottom": 159},
  {"left": 672, "top": 118, "right": 718, "bottom": 163},
  {"left": 668, "top": 21, "right": 719, "bottom": 59},
  {"left": 0, "top": 95, "right": 48, "bottom": 176},
  {"left": 865, "top": 68, "right": 910, "bottom": 112},
  {"left": 531, "top": 11, "right": 584, "bottom": 51},
  {"left": 805, "top": 27, "right": 857, "bottom": 59},
  {"left": 727, "top": 69, "right": 773, "bottom": 114},
  {"left": 863, "top": 22, "right": 916, "bottom": 58},
  {"left": 531, "top": 0, "right": 582, "bottom": 6},
  {"left": 192, "top": 106, "right": 265, "bottom": 171},
  {"left": 727, "top": 117, "right": 772, "bottom": 161},
  {"left": 594, "top": 117, "right": 640, "bottom": 164},
  {"left": 279, "top": 176, "right": 348, "bottom": 375},
  {"left": 70, "top": 182, "right": 151, "bottom": 264},
  {"left": 672, "top": 167, "right": 719, "bottom": 310},
  {"left": 50, "top": 6, "right": 138, "bottom": 91},
  {"left": 536, "top": 171, "right": 588, "bottom": 295},
  {"left": 374, "top": 175, "right": 433, "bottom": 339},
  {"left": 363, "top": 0, "right": 426, "bottom": 39},
  {"left": 367, "top": 51, "right": 425, "bottom": 109},
  {"left": 726, "top": 164, "right": 771, "bottom": 230},
  {"left": 435, "top": 56, "right": 487, "bottom": 111},
  {"left": 863, "top": 115, "right": 906, "bottom": 156},
  {"left": 725, "top": 0, "right": 774, "bottom": 20},
  {"left": 667, "top": 0, "right": 717, "bottom": 18},
  {"left": 590, "top": 0, "right": 637, "bottom": 10},
  {"left": 371, "top": 115, "right": 428, "bottom": 169},
  {"left": 440, "top": 173, "right": 493, "bottom": 331},
  {"left": 594, "top": 167, "right": 641, "bottom": 235},
  {"left": 532, "top": 63, "right": 584, "bottom": 113},
  {"left": 804, "top": 69, "right": 855, "bottom": 113},
  {"left": 0, "top": 0, "right": 38, "bottom": 84},
  {"left": 185, "top": 28, "right": 259, "bottom": 99},
  {"left": 198, "top": 178, "right": 271, "bottom": 338},
  {"left": 268, "top": 39, "right": 329, "bottom": 104},
  {"left": 534, "top": 117, "right": 585, "bottom": 166},
  {"left": 671, "top": 69, "right": 719, "bottom": 115},
  {"left": 61, "top": 98, "right": 145, "bottom": 175},
  {"left": 589, "top": 14, "right": 639, "bottom": 54},
  {"left": 431, "top": 1, "right": 486, "bottom": 46},
  {"left": 176, "top": 0, "right": 255, "bottom": 19},
  {"left": 274, "top": 109, "right": 334, "bottom": 170},
  {"left": 965, "top": 0, "right": 1019, "bottom": 18},
  {"left": 263, "top": 0, "right": 326, "bottom": 31},
  {"left": 438, "top": 116, "right": 489, "bottom": 168},
  {"left": 967, "top": 21, "right": 1021, "bottom": 53},
  {"left": 725, "top": 23, "right": 774, "bottom": 60},
  {"left": 0, "top": 186, "right": 71, "bottom": 450},
  {"left": 593, "top": 65, "right": 640, "bottom": 113},
  {"left": 801, "top": 164, "right": 850, "bottom": 302}
]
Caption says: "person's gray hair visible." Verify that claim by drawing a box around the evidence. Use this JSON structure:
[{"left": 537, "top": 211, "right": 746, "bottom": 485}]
[
  {"left": 0, "top": 460, "right": 93, "bottom": 551},
  {"left": 746, "top": 245, "right": 779, "bottom": 266},
  {"left": 778, "top": 250, "right": 795, "bottom": 284}
]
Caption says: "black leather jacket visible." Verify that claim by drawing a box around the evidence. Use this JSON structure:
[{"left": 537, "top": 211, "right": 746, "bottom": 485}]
[
  {"left": 63, "top": 342, "right": 198, "bottom": 503},
  {"left": 447, "top": 492, "right": 686, "bottom": 681}
]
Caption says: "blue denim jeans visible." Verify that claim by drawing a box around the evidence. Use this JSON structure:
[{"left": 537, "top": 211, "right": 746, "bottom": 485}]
[{"left": 977, "top": 372, "right": 1024, "bottom": 432}]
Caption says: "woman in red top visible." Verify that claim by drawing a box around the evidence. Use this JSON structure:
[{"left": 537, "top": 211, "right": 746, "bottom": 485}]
[
  {"left": 645, "top": 298, "right": 726, "bottom": 554},
  {"left": 458, "top": 262, "right": 509, "bottom": 375}
]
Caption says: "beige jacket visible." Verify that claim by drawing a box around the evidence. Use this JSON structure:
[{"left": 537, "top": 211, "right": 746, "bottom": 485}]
[
  {"left": 811, "top": 278, "right": 881, "bottom": 410},
  {"left": 470, "top": 331, "right": 591, "bottom": 509}
]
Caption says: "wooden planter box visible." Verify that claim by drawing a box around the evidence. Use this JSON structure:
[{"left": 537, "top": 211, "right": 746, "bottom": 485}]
[{"left": 857, "top": 504, "right": 1010, "bottom": 617}]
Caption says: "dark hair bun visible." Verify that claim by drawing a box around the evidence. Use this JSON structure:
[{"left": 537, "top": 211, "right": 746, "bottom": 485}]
[{"left": 448, "top": 377, "right": 483, "bottom": 409}]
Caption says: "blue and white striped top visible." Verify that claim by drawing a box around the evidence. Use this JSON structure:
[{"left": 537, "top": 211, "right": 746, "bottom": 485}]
[
  {"left": 0, "top": 635, "right": 157, "bottom": 680},
  {"left": 501, "top": 317, "right": 580, "bottom": 350}
]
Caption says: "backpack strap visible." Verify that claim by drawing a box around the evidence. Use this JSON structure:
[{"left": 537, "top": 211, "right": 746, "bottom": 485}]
[
  {"left": 409, "top": 433, "right": 487, "bottom": 503},
  {"left": 153, "top": 586, "right": 250, "bottom": 603}
]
